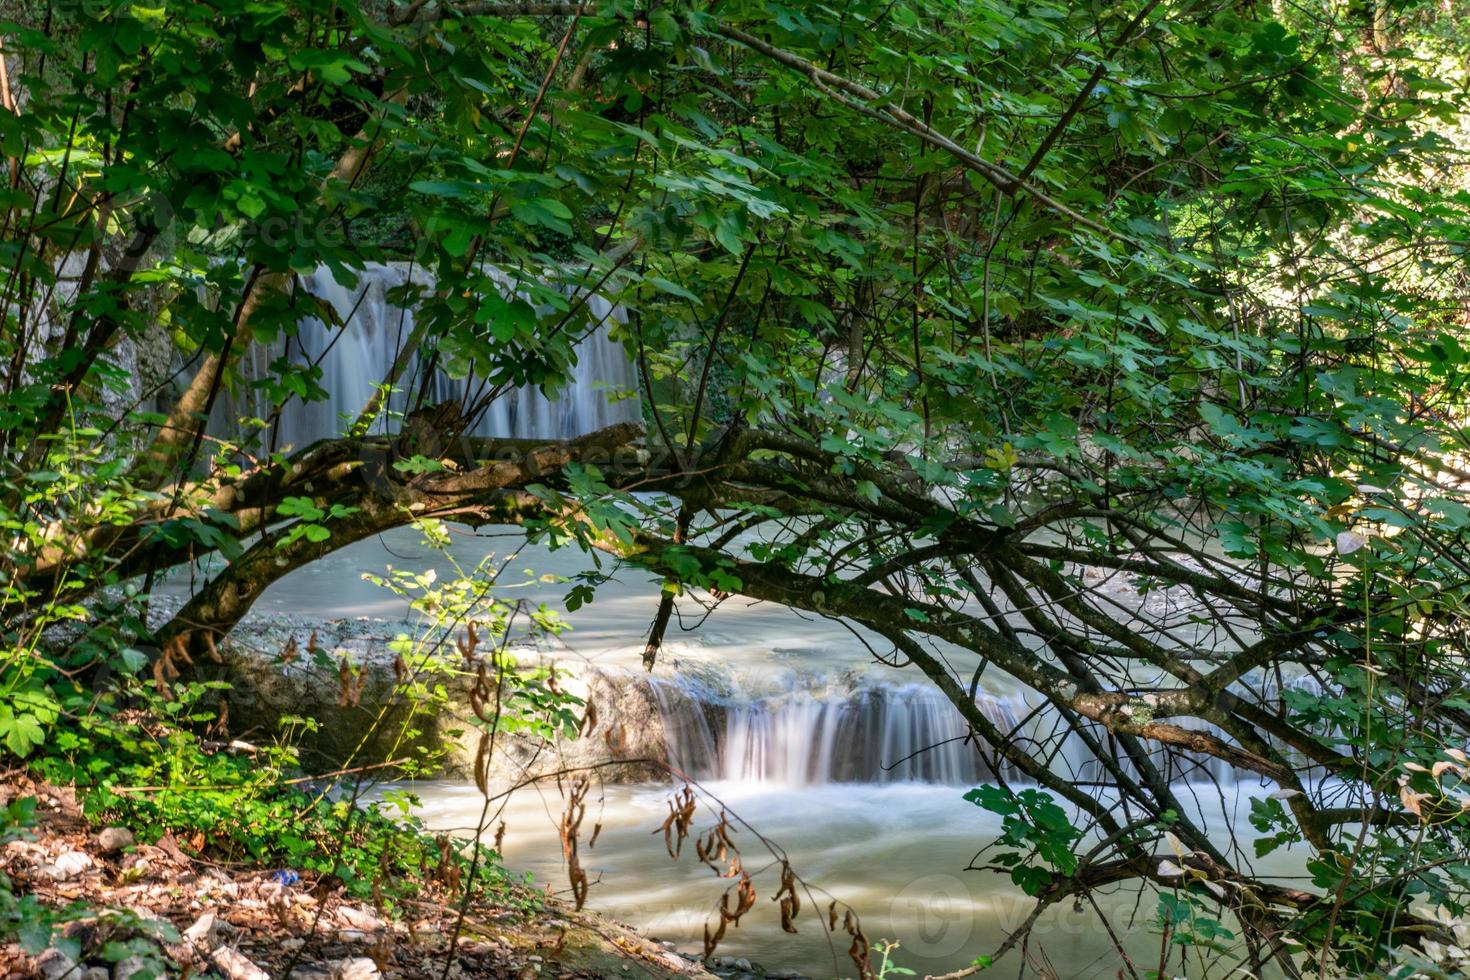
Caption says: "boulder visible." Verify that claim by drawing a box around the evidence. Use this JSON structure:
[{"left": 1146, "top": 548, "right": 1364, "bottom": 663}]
[{"left": 215, "top": 618, "right": 679, "bottom": 781}]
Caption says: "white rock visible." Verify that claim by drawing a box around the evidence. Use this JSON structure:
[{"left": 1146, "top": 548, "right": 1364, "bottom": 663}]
[
  {"left": 35, "top": 947, "right": 78, "bottom": 980},
  {"left": 113, "top": 955, "right": 151, "bottom": 980},
  {"left": 335, "top": 906, "right": 384, "bottom": 931},
  {"left": 38, "top": 850, "right": 93, "bottom": 880},
  {"left": 329, "top": 958, "right": 382, "bottom": 980},
  {"left": 210, "top": 946, "right": 271, "bottom": 980},
  {"left": 183, "top": 911, "right": 218, "bottom": 949},
  {"left": 95, "top": 827, "right": 135, "bottom": 854}
]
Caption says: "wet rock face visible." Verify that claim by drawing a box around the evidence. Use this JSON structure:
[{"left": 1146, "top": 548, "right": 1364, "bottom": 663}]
[{"left": 217, "top": 618, "right": 674, "bottom": 782}]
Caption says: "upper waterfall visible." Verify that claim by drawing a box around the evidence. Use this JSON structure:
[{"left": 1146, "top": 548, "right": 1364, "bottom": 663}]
[{"left": 213, "top": 262, "right": 641, "bottom": 447}]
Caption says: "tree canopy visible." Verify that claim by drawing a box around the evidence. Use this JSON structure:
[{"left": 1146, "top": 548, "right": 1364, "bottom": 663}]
[{"left": 7, "top": 0, "right": 1470, "bottom": 974}]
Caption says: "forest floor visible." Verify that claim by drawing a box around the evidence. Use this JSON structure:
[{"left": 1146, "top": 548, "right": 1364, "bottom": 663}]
[{"left": 0, "top": 775, "right": 713, "bottom": 980}]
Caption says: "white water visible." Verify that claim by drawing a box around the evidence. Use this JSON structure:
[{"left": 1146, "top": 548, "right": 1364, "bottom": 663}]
[
  {"left": 175, "top": 274, "right": 1310, "bottom": 976},
  {"left": 402, "top": 779, "right": 1301, "bottom": 979},
  {"left": 213, "top": 522, "right": 1310, "bottom": 977},
  {"left": 212, "top": 262, "right": 640, "bottom": 448}
]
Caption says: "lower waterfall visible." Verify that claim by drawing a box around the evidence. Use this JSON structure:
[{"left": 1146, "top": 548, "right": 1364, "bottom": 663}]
[{"left": 635, "top": 669, "right": 1280, "bottom": 789}]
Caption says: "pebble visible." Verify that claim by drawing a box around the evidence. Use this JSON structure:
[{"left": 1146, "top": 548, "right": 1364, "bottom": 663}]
[
  {"left": 37, "top": 850, "right": 93, "bottom": 881},
  {"left": 94, "top": 827, "right": 135, "bottom": 854},
  {"left": 113, "top": 955, "right": 151, "bottom": 980},
  {"left": 34, "top": 947, "right": 77, "bottom": 980},
  {"left": 735, "top": 959, "right": 752, "bottom": 972},
  {"left": 82, "top": 968, "right": 110, "bottom": 980},
  {"left": 210, "top": 946, "right": 271, "bottom": 980},
  {"left": 329, "top": 958, "right": 383, "bottom": 980},
  {"left": 335, "top": 906, "right": 385, "bottom": 931},
  {"left": 183, "top": 911, "right": 218, "bottom": 949}
]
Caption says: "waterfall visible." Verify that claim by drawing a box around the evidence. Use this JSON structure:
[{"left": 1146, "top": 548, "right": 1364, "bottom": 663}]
[
  {"left": 212, "top": 262, "right": 641, "bottom": 447},
  {"left": 649, "top": 678, "right": 1007, "bottom": 785},
  {"left": 640, "top": 670, "right": 1293, "bottom": 789}
]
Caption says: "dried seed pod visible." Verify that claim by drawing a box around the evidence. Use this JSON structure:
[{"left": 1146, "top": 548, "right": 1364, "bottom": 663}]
[
  {"left": 655, "top": 785, "right": 697, "bottom": 858},
  {"left": 779, "top": 896, "right": 798, "bottom": 934},
  {"left": 702, "top": 917, "right": 727, "bottom": 960},
  {"left": 556, "top": 778, "right": 594, "bottom": 911},
  {"left": 472, "top": 731, "right": 490, "bottom": 796},
  {"left": 337, "top": 655, "right": 368, "bottom": 707},
  {"left": 604, "top": 724, "right": 628, "bottom": 757},
  {"left": 775, "top": 862, "right": 800, "bottom": 932},
  {"left": 568, "top": 852, "right": 589, "bottom": 910}
]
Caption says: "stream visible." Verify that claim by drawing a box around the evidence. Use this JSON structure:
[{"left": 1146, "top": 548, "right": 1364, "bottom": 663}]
[
  {"left": 199, "top": 525, "right": 1306, "bottom": 979},
  {"left": 179, "top": 265, "right": 1308, "bottom": 978}
]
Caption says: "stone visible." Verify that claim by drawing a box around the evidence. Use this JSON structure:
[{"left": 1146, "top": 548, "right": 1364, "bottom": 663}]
[
  {"left": 113, "top": 955, "right": 150, "bottom": 980},
  {"left": 216, "top": 626, "right": 672, "bottom": 780},
  {"left": 183, "top": 911, "right": 218, "bottom": 949},
  {"left": 335, "top": 906, "right": 384, "bottom": 931},
  {"left": 329, "top": 958, "right": 382, "bottom": 980},
  {"left": 94, "top": 827, "right": 135, "bottom": 854},
  {"left": 37, "top": 850, "right": 93, "bottom": 881},
  {"left": 734, "top": 959, "right": 752, "bottom": 972},
  {"left": 657, "top": 952, "right": 689, "bottom": 972},
  {"left": 210, "top": 947, "right": 271, "bottom": 980},
  {"left": 82, "top": 968, "right": 110, "bottom": 980},
  {"left": 35, "top": 947, "right": 77, "bottom": 980}
]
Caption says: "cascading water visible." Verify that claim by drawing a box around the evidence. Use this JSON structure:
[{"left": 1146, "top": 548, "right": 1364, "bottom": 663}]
[
  {"left": 636, "top": 668, "right": 1308, "bottom": 790},
  {"left": 212, "top": 262, "right": 640, "bottom": 447},
  {"left": 647, "top": 674, "right": 1024, "bottom": 785},
  {"left": 227, "top": 522, "right": 1311, "bottom": 976}
]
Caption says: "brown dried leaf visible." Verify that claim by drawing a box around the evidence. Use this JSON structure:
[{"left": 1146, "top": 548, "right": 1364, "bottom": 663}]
[{"left": 779, "top": 896, "right": 798, "bottom": 934}]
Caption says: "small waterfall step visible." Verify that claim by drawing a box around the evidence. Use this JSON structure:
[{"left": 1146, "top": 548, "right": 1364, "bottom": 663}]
[{"left": 637, "top": 668, "right": 1290, "bottom": 789}]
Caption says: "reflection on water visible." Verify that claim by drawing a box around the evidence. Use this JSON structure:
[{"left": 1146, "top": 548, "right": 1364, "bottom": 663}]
[{"left": 399, "top": 779, "right": 1302, "bottom": 979}]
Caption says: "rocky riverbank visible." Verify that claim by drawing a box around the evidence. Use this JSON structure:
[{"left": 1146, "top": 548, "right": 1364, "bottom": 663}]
[
  {"left": 137, "top": 597, "right": 682, "bottom": 784},
  {"left": 0, "top": 774, "right": 729, "bottom": 980}
]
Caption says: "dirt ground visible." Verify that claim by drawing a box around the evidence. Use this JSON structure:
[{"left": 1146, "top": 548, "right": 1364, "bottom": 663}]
[{"left": 0, "top": 775, "right": 715, "bottom": 980}]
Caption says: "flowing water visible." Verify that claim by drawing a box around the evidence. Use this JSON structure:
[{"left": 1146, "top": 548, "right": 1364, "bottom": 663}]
[
  {"left": 187, "top": 267, "right": 1310, "bottom": 977},
  {"left": 210, "top": 262, "right": 641, "bottom": 448},
  {"left": 404, "top": 779, "right": 1294, "bottom": 979}
]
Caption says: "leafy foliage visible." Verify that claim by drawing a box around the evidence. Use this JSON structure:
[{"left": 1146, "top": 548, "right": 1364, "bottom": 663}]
[{"left": 7, "top": 0, "right": 1470, "bottom": 974}]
